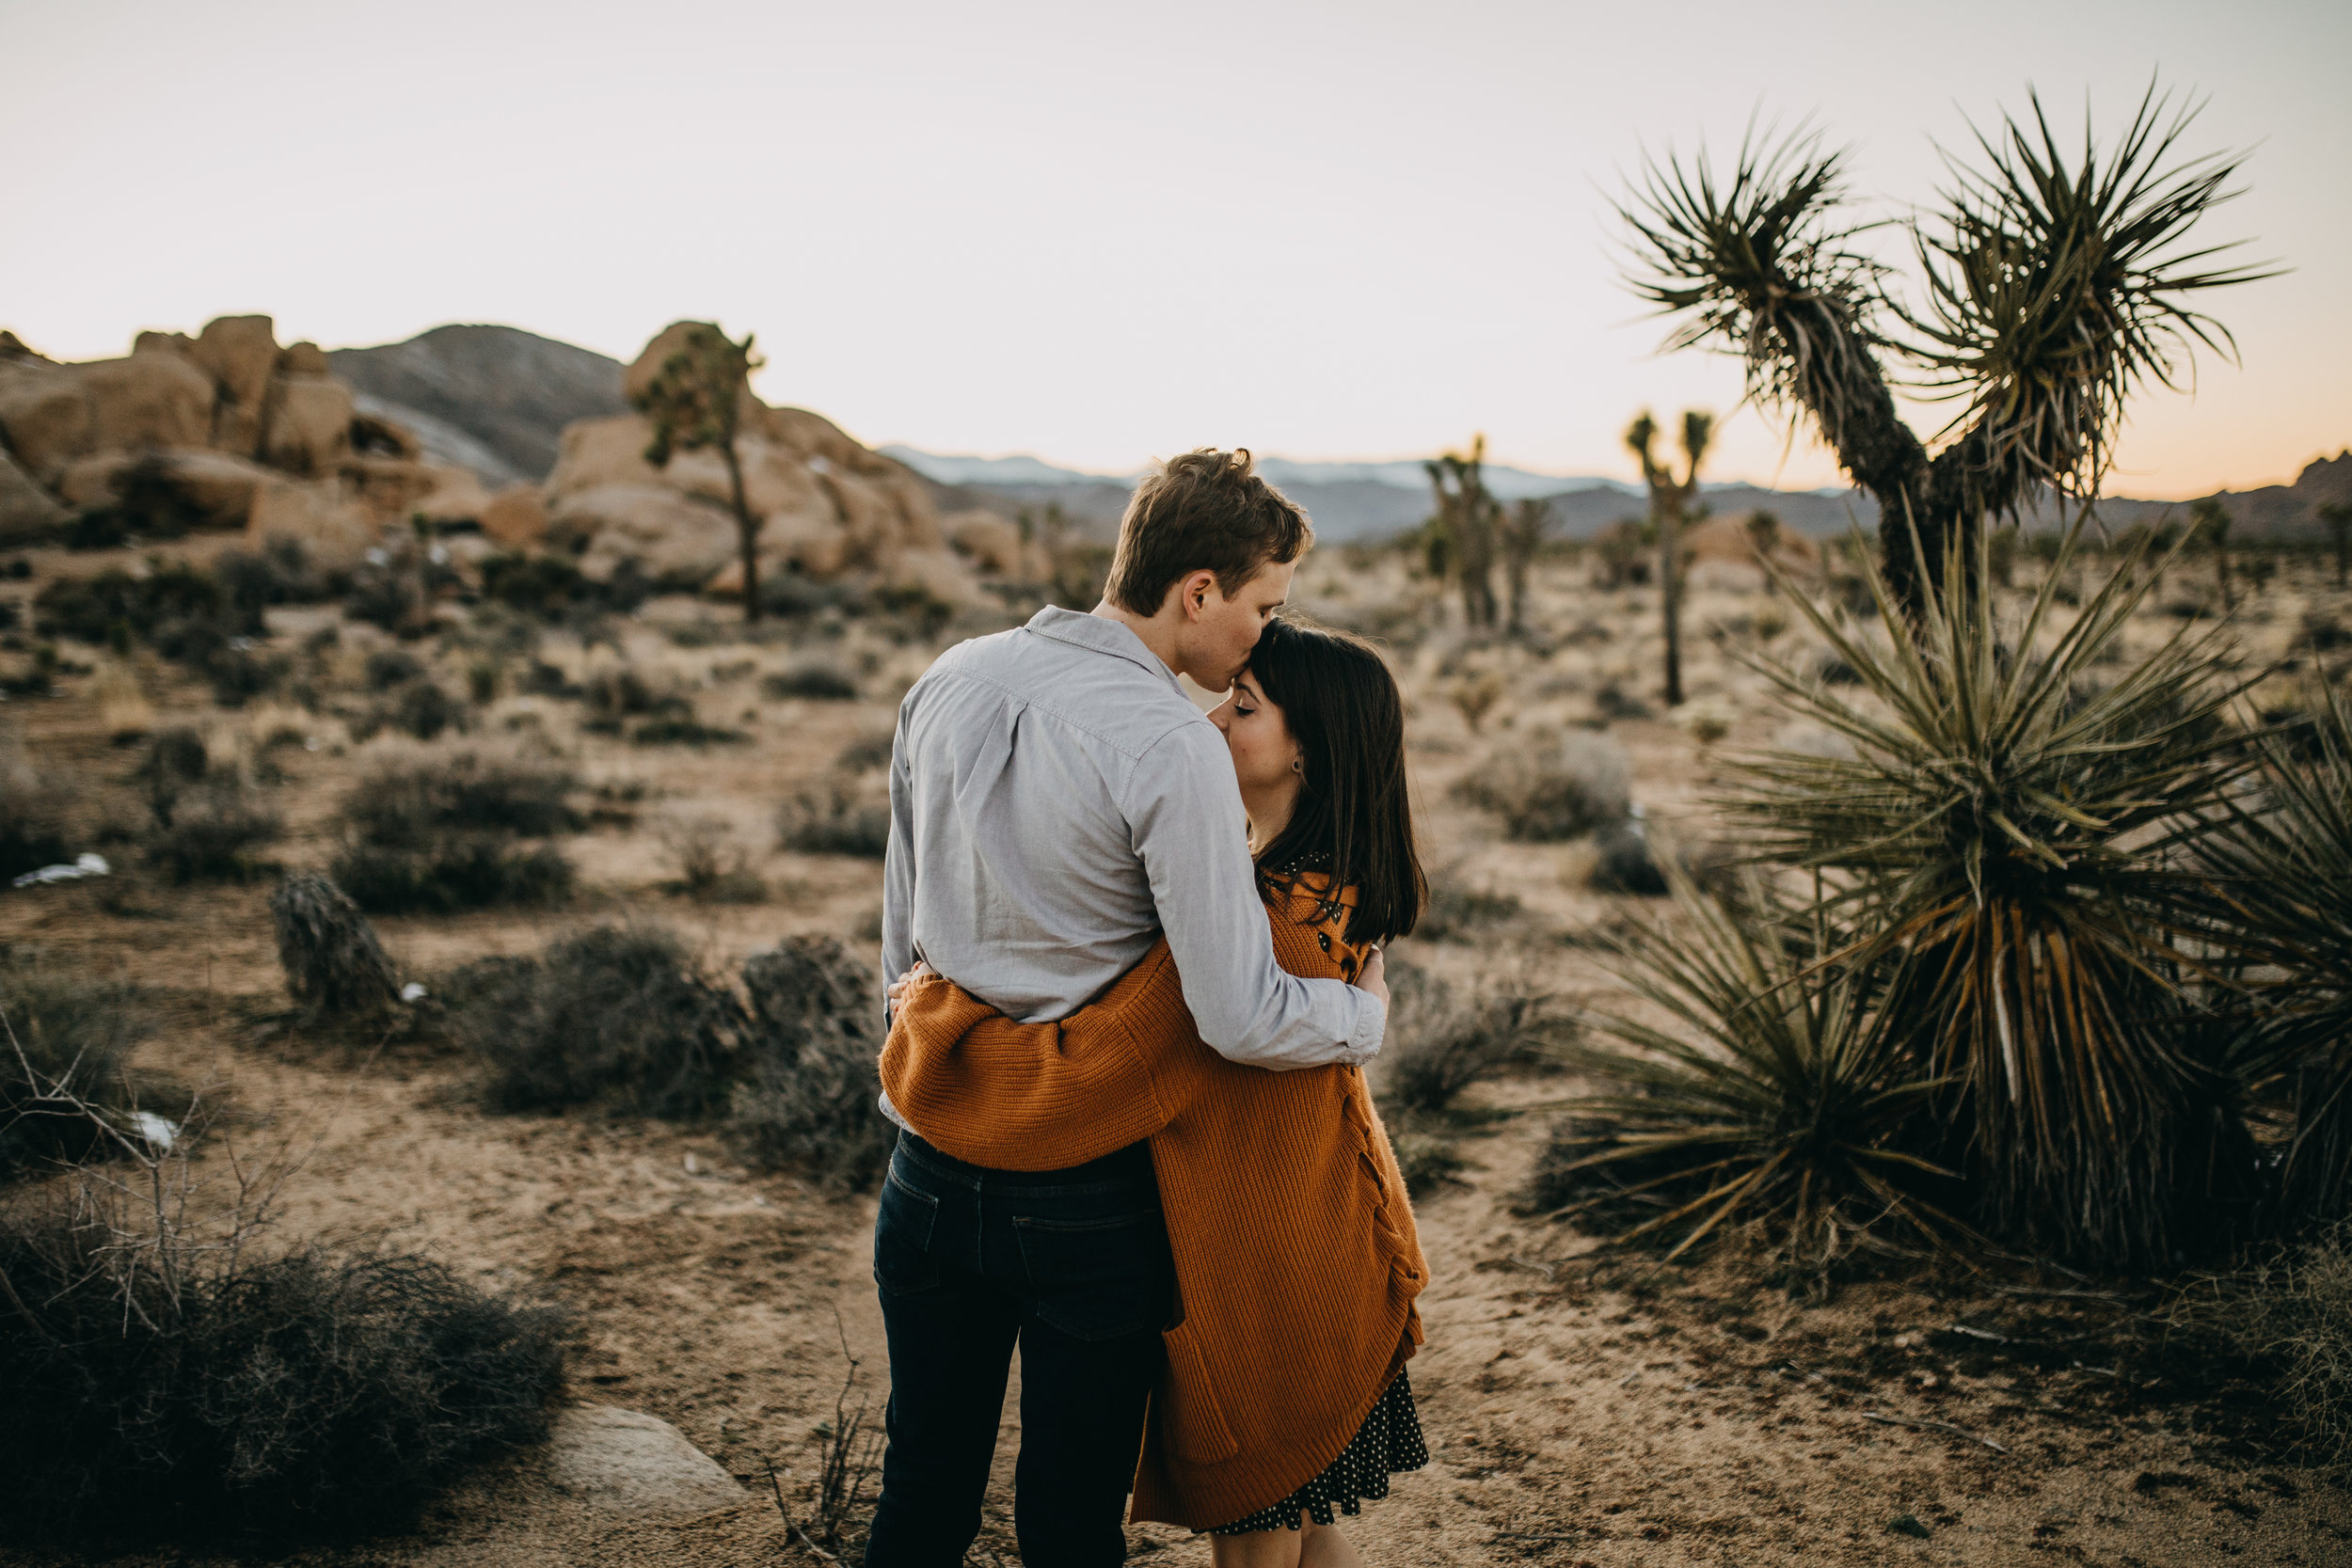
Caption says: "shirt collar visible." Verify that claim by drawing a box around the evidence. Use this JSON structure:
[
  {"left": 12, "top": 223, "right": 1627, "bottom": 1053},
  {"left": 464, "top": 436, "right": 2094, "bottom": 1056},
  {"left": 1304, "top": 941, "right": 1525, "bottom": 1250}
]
[{"left": 1023, "top": 606, "right": 1182, "bottom": 689}]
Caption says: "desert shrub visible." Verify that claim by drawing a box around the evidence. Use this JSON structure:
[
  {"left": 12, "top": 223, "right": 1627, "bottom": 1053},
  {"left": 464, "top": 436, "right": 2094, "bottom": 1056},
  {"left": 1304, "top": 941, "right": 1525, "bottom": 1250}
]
[
  {"left": 763, "top": 658, "right": 860, "bottom": 702},
  {"left": 1413, "top": 884, "right": 1523, "bottom": 943},
  {"left": 1589, "top": 816, "right": 1667, "bottom": 895},
  {"left": 777, "top": 779, "right": 891, "bottom": 859},
  {"left": 365, "top": 648, "right": 427, "bottom": 689},
  {"left": 1391, "top": 1131, "right": 1466, "bottom": 1198},
  {"left": 0, "top": 949, "right": 149, "bottom": 1178},
  {"left": 0, "top": 733, "right": 73, "bottom": 879},
  {"left": 479, "top": 552, "right": 588, "bottom": 619},
  {"left": 270, "top": 873, "right": 401, "bottom": 1025},
  {"left": 2165, "top": 1225, "right": 2352, "bottom": 1474},
  {"left": 351, "top": 677, "right": 469, "bottom": 742},
  {"left": 442, "top": 926, "right": 737, "bottom": 1117},
  {"left": 0, "top": 1171, "right": 563, "bottom": 1544},
  {"left": 1538, "top": 872, "right": 1958, "bottom": 1274},
  {"left": 1451, "top": 728, "right": 1630, "bottom": 842},
  {"left": 733, "top": 937, "right": 892, "bottom": 1190},
  {"left": 659, "top": 816, "right": 767, "bottom": 904},
  {"left": 1734, "top": 523, "right": 2259, "bottom": 1269},
  {"left": 145, "top": 778, "right": 283, "bottom": 882},
  {"left": 629, "top": 714, "right": 747, "bottom": 747},
  {"left": 214, "top": 538, "right": 333, "bottom": 610},
  {"left": 344, "top": 540, "right": 456, "bottom": 639},
  {"left": 330, "top": 748, "right": 579, "bottom": 914},
  {"left": 1376, "top": 962, "right": 1562, "bottom": 1116},
  {"left": 834, "top": 728, "right": 896, "bottom": 774}
]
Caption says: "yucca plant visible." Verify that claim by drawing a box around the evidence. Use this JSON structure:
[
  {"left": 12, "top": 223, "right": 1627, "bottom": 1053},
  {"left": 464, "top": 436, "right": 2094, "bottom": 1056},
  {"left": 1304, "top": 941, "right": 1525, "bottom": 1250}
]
[
  {"left": 1536, "top": 869, "right": 1963, "bottom": 1276},
  {"left": 1619, "top": 84, "right": 2271, "bottom": 618},
  {"left": 2196, "top": 685, "right": 2352, "bottom": 1231},
  {"left": 1732, "top": 521, "right": 2263, "bottom": 1267}
]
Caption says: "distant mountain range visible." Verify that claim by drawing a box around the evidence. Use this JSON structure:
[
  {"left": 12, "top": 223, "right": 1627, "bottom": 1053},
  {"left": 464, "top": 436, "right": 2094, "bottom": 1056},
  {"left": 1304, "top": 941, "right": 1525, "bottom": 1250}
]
[{"left": 310, "top": 325, "right": 2345, "bottom": 546}]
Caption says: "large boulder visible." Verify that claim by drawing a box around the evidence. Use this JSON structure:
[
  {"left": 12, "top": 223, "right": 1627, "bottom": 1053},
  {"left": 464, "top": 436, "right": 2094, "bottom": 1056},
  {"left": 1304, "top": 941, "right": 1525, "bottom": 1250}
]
[
  {"left": 247, "top": 478, "right": 379, "bottom": 572},
  {"left": 191, "top": 315, "right": 279, "bottom": 442},
  {"left": 545, "top": 414, "right": 661, "bottom": 498},
  {"left": 413, "top": 464, "right": 492, "bottom": 525},
  {"left": 343, "top": 453, "right": 443, "bottom": 523},
  {"left": 0, "top": 448, "right": 68, "bottom": 544},
  {"left": 548, "top": 483, "right": 738, "bottom": 585},
  {"left": 261, "top": 374, "right": 355, "bottom": 475},
  {"left": 481, "top": 483, "right": 549, "bottom": 549},
  {"left": 79, "top": 353, "right": 215, "bottom": 452},
  {"left": 0, "top": 356, "right": 93, "bottom": 482},
  {"left": 165, "top": 450, "right": 277, "bottom": 529},
  {"left": 277, "top": 341, "right": 331, "bottom": 378}
]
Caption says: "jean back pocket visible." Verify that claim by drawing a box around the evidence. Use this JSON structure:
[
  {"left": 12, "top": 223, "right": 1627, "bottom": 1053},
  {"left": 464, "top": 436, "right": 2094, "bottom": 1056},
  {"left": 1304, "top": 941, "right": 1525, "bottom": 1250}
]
[{"left": 1012, "top": 1207, "right": 1173, "bottom": 1342}]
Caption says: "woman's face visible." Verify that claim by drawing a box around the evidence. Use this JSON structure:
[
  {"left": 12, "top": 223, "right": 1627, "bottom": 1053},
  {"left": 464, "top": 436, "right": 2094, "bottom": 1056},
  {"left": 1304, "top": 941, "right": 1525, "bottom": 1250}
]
[{"left": 1208, "top": 669, "right": 1303, "bottom": 839}]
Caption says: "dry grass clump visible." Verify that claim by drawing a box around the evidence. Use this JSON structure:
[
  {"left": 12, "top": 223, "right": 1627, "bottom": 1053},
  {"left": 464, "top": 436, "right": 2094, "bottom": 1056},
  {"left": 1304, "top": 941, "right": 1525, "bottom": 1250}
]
[
  {"left": 0, "top": 1153, "right": 564, "bottom": 1544},
  {"left": 1452, "top": 727, "right": 1630, "bottom": 841},
  {"left": 440, "top": 926, "right": 738, "bottom": 1119},
  {"left": 136, "top": 730, "right": 283, "bottom": 883},
  {"left": 777, "top": 778, "right": 891, "bottom": 859},
  {"left": 269, "top": 873, "right": 401, "bottom": 1025},
  {"left": 734, "top": 937, "right": 893, "bottom": 1191},
  {"left": 1377, "top": 962, "right": 1564, "bottom": 1116},
  {"left": 2166, "top": 1225, "right": 2352, "bottom": 1475},
  {"left": 330, "top": 746, "right": 578, "bottom": 914},
  {"left": 0, "top": 731, "right": 73, "bottom": 880},
  {"left": 659, "top": 816, "right": 768, "bottom": 904},
  {"left": 1, "top": 949, "right": 151, "bottom": 1178}
]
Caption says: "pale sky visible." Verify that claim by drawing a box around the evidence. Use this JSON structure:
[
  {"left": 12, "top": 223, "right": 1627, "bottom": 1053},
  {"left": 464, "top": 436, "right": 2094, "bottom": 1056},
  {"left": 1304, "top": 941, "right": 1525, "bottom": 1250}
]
[{"left": 5, "top": 0, "right": 2345, "bottom": 498}]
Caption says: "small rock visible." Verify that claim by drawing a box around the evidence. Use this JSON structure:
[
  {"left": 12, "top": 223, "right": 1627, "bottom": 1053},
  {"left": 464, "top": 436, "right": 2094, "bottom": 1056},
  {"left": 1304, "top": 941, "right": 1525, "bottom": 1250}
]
[
  {"left": 1886, "top": 1513, "right": 1931, "bottom": 1539},
  {"left": 546, "top": 1405, "right": 747, "bottom": 1518}
]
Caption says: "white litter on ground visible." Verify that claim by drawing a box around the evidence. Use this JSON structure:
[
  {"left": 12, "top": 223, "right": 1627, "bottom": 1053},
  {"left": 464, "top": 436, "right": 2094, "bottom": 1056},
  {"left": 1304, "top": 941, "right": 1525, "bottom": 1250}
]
[
  {"left": 10, "top": 852, "right": 111, "bottom": 889},
  {"left": 400, "top": 981, "right": 428, "bottom": 1003},
  {"left": 129, "top": 1111, "right": 179, "bottom": 1151}
]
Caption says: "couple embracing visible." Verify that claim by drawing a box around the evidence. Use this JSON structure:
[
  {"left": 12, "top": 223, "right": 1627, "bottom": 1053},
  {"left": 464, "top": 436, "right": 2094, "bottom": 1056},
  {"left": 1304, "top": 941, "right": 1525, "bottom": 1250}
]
[{"left": 864, "top": 449, "right": 1431, "bottom": 1567}]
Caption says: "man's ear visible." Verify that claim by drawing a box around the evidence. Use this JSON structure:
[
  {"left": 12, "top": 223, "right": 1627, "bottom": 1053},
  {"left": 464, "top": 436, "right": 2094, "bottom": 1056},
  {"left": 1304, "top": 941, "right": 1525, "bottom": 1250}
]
[{"left": 1177, "top": 569, "right": 1219, "bottom": 622}]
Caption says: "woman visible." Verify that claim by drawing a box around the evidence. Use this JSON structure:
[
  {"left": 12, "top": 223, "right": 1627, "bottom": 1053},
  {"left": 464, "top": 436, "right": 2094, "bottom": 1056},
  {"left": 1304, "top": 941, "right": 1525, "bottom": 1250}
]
[{"left": 882, "top": 616, "right": 1429, "bottom": 1565}]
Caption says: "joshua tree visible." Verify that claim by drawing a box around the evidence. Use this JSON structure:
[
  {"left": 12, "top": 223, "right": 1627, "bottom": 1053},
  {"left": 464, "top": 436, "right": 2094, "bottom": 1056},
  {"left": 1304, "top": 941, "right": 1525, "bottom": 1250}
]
[
  {"left": 2190, "top": 495, "right": 2234, "bottom": 610},
  {"left": 2320, "top": 500, "right": 2352, "bottom": 590},
  {"left": 1425, "top": 437, "right": 1502, "bottom": 629},
  {"left": 1619, "top": 85, "right": 2269, "bottom": 622},
  {"left": 1627, "top": 409, "right": 1713, "bottom": 705},
  {"left": 1502, "top": 498, "right": 1551, "bottom": 634},
  {"left": 1746, "top": 509, "right": 1785, "bottom": 594},
  {"left": 635, "top": 325, "right": 766, "bottom": 622}
]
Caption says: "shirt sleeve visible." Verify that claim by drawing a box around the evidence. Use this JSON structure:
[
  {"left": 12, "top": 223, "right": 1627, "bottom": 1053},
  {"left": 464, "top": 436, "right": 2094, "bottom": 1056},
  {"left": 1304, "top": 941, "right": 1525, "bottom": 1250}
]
[
  {"left": 880, "top": 691, "right": 917, "bottom": 1023},
  {"left": 1123, "top": 720, "right": 1386, "bottom": 1069}
]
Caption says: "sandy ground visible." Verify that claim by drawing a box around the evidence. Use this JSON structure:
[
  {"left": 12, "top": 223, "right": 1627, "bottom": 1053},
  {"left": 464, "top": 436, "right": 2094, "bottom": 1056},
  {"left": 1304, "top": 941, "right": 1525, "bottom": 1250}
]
[{"left": 3, "top": 546, "right": 2349, "bottom": 1566}]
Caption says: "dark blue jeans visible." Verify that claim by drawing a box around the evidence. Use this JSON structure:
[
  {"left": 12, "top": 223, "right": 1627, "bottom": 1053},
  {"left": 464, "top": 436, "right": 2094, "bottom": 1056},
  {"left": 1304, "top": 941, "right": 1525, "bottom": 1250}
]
[{"left": 864, "top": 1131, "right": 1174, "bottom": 1568}]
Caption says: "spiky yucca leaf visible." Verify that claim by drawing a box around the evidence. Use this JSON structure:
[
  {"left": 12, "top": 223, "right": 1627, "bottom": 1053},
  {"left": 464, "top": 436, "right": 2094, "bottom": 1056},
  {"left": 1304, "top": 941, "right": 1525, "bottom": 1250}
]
[
  {"left": 1544, "top": 869, "right": 1963, "bottom": 1274},
  {"left": 1731, "top": 521, "right": 2262, "bottom": 1266},
  {"left": 2199, "top": 686, "right": 2352, "bottom": 1229}
]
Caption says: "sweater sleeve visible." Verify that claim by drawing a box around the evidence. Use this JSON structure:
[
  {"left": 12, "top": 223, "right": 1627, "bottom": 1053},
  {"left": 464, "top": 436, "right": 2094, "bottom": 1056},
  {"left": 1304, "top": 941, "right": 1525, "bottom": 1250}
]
[{"left": 879, "top": 941, "right": 1196, "bottom": 1172}]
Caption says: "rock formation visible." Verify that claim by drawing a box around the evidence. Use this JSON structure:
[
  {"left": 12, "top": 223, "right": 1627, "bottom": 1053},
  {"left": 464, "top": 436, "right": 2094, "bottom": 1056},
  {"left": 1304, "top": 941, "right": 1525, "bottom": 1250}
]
[{"left": 0, "top": 318, "right": 471, "bottom": 567}]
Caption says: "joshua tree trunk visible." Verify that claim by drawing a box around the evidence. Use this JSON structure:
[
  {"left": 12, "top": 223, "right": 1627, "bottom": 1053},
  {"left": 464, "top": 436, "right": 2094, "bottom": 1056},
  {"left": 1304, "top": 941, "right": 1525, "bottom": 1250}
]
[
  {"left": 723, "top": 441, "right": 761, "bottom": 624},
  {"left": 2322, "top": 502, "right": 2350, "bottom": 590},
  {"left": 1659, "top": 501, "right": 1685, "bottom": 706},
  {"left": 1628, "top": 410, "right": 1711, "bottom": 708}
]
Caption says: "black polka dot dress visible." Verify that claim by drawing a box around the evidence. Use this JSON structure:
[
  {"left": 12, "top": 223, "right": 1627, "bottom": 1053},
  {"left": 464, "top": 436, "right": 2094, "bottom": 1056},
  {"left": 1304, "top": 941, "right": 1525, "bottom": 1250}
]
[{"left": 1208, "top": 1371, "right": 1428, "bottom": 1535}]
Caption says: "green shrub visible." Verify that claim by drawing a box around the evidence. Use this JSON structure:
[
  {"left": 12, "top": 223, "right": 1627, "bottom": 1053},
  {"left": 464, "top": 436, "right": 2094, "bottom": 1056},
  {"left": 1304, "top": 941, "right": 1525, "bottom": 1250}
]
[
  {"left": 0, "top": 1171, "right": 563, "bottom": 1544},
  {"left": 441, "top": 926, "right": 738, "bottom": 1118},
  {"left": 732, "top": 937, "right": 892, "bottom": 1190}
]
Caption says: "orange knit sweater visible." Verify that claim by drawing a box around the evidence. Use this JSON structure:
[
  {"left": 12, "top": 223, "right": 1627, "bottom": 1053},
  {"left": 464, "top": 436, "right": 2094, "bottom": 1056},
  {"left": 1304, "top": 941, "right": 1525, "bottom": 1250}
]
[{"left": 879, "top": 879, "right": 1429, "bottom": 1530}]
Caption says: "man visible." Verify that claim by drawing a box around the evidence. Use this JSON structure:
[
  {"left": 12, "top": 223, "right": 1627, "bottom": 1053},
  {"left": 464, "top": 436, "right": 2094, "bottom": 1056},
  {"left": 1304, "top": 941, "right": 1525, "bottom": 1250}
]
[{"left": 866, "top": 450, "right": 1389, "bottom": 1567}]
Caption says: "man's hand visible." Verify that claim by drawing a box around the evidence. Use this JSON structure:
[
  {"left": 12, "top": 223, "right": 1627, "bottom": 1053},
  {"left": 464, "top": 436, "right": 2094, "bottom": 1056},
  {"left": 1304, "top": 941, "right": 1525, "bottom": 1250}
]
[
  {"left": 1352, "top": 945, "right": 1389, "bottom": 1011},
  {"left": 886, "top": 960, "right": 936, "bottom": 1012}
]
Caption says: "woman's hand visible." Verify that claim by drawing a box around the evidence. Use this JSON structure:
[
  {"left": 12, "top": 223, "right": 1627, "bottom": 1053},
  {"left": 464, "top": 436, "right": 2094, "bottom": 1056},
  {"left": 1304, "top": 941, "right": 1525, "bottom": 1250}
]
[
  {"left": 886, "top": 961, "right": 937, "bottom": 1011},
  {"left": 1353, "top": 945, "right": 1389, "bottom": 1010}
]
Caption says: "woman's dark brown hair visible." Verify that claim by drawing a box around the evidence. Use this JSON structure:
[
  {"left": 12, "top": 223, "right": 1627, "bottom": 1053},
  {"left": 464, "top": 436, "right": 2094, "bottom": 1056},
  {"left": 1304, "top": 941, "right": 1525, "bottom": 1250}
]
[{"left": 1245, "top": 616, "right": 1425, "bottom": 946}]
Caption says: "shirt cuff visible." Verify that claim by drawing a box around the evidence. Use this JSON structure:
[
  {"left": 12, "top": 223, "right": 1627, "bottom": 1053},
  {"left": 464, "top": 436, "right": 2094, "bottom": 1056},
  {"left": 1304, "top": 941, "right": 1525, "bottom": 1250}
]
[{"left": 1343, "top": 990, "right": 1388, "bottom": 1065}]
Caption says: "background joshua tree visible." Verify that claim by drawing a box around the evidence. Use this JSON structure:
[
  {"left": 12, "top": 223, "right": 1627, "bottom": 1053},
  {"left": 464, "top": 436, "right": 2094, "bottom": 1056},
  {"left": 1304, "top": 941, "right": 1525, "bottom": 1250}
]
[
  {"left": 1619, "top": 85, "right": 2270, "bottom": 621},
  {"left": 1502, "top": 497, "right": 1551, "bottom": 634},
  {"left": 2322, "top": 500, "right": 2352, "bottom": 591},
  {"left": 1626, "top": 409, "right": 1712, "bottom": 705},
  {"left": 634, "top": 325, "right": 767, "bottom": 623},
  {"left": 2191, "top": 496, "right": 2235, "bottom": 610},
  {"left": 1424, "top": 437, "right": 1502, "bottom": 630}
]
